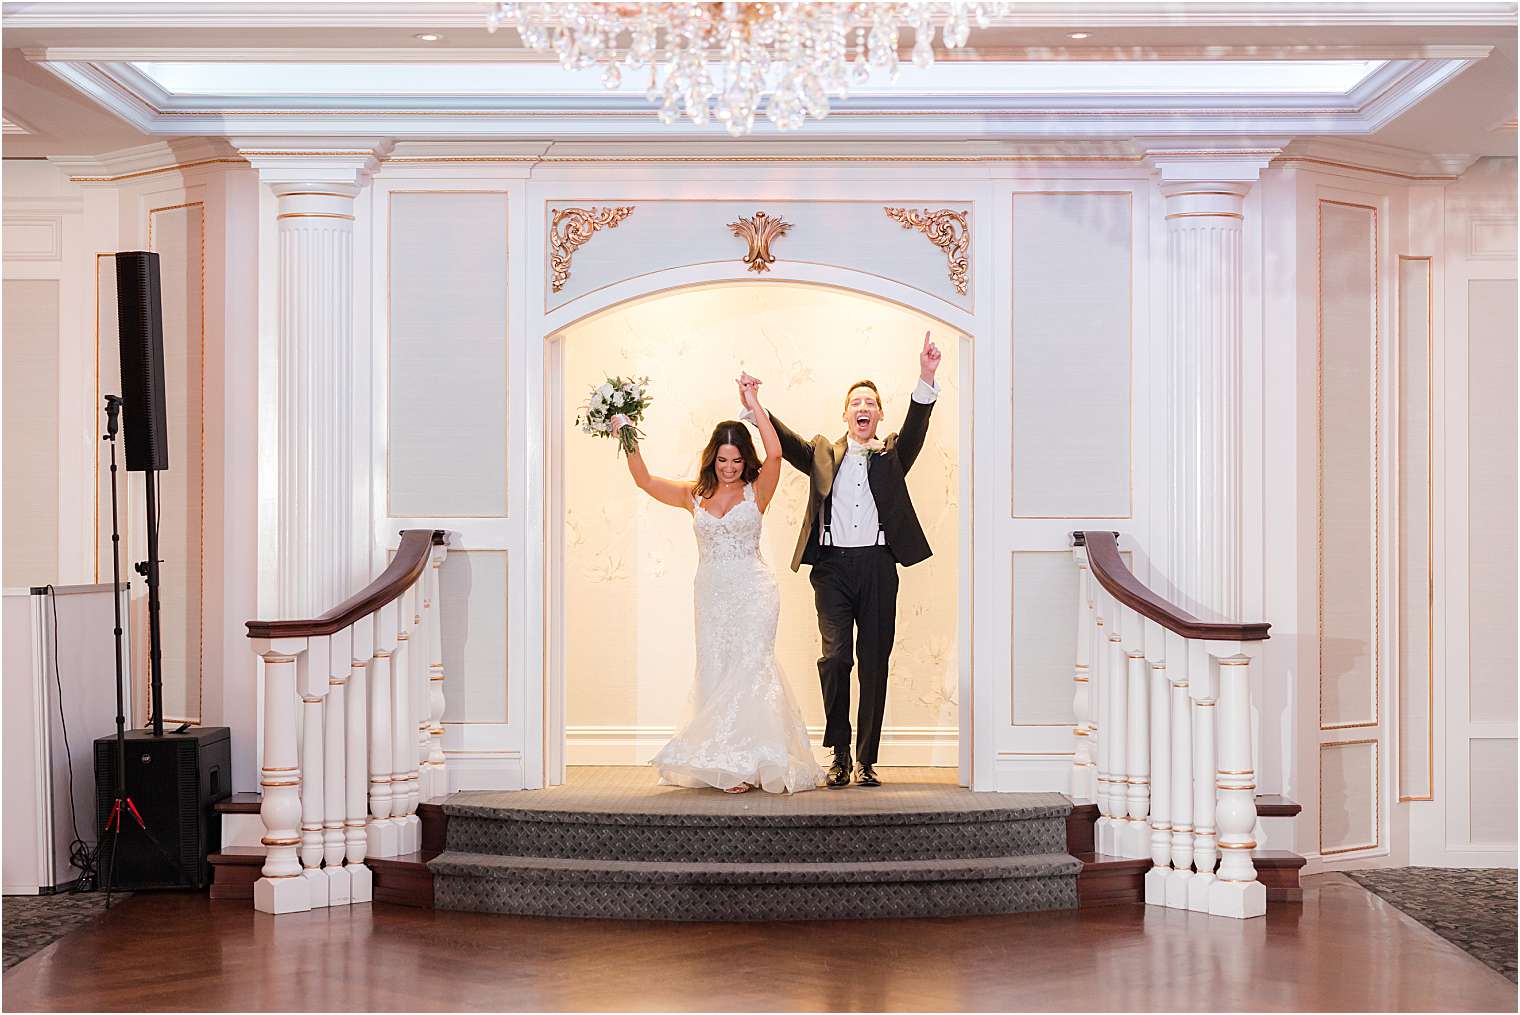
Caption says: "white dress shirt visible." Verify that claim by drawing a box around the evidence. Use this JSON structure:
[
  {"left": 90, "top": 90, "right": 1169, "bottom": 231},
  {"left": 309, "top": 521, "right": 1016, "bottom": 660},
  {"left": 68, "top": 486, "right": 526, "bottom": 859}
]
[{"left": 741, "top": 378, "right": 939, "bottom": 548}]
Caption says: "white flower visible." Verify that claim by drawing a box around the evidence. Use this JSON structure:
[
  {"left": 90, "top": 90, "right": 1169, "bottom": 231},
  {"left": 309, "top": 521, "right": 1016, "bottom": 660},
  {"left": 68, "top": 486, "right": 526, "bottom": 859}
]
[
  {"left": 597, "top": 383, "right": 614, "bottom": 400},
  {"left": 612, "top": 391, "right": 625, "bottom": 407}
]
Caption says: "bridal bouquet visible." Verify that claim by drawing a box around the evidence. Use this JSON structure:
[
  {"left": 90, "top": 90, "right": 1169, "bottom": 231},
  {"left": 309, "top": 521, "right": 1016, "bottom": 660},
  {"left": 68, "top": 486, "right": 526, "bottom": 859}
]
[{"left": 576, "top": 375, "right": 652, "bottom": 456}]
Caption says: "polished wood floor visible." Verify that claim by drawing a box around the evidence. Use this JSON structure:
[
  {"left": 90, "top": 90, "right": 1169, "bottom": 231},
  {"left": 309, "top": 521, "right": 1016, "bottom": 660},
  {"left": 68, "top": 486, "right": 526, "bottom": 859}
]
[{"left": 3, "top": 874, "right": 1513, "bottom": 1012}]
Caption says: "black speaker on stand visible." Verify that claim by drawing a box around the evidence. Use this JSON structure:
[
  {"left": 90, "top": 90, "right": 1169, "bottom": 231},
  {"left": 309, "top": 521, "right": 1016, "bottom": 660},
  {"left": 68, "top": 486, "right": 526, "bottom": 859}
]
[{"left": 95, "top": 251, "right": 230, "bottom": 896}]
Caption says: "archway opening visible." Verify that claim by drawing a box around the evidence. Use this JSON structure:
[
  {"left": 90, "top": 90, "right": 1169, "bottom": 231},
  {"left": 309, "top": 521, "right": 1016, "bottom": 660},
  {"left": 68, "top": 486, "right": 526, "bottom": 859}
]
[{"left": 550, "top": 280, "right": 965, "bottom": 778}]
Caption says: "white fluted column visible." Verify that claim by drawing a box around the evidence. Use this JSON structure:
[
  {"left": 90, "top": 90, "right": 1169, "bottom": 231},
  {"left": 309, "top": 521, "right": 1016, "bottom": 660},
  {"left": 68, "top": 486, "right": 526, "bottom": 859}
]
[
  {"left": 268, "top": 181, "right": 365, "bottom": 618},
  {"left": 1152, "top": 151, "right": 1274, "bottom": 916}
]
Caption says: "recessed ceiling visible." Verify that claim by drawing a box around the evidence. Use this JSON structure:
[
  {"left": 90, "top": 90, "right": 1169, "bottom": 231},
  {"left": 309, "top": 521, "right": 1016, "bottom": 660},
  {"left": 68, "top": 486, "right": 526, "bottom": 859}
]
[{"left": 3, "top": 1, "right": 1515, "bottom": 157}]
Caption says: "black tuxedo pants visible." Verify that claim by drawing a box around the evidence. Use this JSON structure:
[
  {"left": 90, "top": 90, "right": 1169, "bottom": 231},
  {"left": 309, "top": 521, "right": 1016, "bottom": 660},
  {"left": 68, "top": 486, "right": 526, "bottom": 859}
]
[{"left": 809, "top": 544, "right": 898, "bottom": 767}]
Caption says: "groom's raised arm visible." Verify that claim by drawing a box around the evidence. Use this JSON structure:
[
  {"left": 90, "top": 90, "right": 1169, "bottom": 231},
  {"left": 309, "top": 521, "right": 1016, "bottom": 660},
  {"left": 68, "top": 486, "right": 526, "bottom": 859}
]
[
  {"left": 895, "top": 332, "right": 942, "bottom": 473},
  {"left": 737, "top": 374, "right": 813, "bottom": 474},
  {"left": 743, "top": 406, "right": 813, "bottom": 475}
]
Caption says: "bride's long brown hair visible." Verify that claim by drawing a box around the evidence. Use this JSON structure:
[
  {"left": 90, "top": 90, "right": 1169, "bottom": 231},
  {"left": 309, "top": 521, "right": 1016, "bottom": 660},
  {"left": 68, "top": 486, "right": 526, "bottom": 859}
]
[{"left": 694, "top": 421, "right": 762, "bottom": 499}]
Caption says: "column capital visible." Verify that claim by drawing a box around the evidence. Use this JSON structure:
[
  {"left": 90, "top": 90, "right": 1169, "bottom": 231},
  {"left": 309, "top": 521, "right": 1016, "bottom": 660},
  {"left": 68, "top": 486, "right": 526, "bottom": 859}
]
[
  {"left": 232, "top": 137, "right": 393, "bottom": 187},
  {"left": 1141, "top": 141, "right": 1287, "bottom": 184}
]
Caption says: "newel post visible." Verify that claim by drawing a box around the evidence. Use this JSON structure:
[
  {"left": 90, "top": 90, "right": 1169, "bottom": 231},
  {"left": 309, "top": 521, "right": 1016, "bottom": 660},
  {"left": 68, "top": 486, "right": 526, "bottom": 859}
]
[{"left": 253, "top": 638, "right": 310, "bottom": 915}]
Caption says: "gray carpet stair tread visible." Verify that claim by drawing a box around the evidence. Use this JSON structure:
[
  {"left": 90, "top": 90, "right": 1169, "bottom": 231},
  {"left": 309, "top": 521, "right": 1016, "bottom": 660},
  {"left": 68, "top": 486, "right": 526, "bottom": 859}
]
[
  {"left": 429, "top": 850, "right": 1082, "bottom": 883},
  {"left": 445, "top": 787, "right": 1073, "bottom": 827}
]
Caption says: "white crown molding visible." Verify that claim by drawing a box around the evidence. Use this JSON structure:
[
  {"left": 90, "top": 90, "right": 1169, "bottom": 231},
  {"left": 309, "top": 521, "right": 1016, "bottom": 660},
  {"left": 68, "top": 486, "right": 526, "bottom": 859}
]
[
  {"left": 46, "top": 137, "right": 244, "bottom": 183},
  {"left": 22, "top": 43, "right": 1501, "bottom": 64},
  {"left": 1, "top": 112, "right": 34, "bottom": 135},
  {"left": 1276, "top": 137, "right": 1481, "bottom": 180},
  {"left": 47, "top": 136, "right": 1490, "bottom": 184},
  {"left": 21, "top": 47, "right": 1489, "bottom": 143},
  {"left": 4, "top": 2, "right": 1515, "bottom": 28}
]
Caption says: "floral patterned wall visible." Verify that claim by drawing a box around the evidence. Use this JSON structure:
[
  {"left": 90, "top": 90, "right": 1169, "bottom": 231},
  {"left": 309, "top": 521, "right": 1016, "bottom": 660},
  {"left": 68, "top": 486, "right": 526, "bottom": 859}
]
[{"left": 560, "top": 282, "right": 961, "bottom": 757}]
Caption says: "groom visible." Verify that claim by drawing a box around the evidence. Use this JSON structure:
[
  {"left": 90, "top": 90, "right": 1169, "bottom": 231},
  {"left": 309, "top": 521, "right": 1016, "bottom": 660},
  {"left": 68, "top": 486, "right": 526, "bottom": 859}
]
[{"left": 739, "top": 332, "right": 941, "bottom": 788}]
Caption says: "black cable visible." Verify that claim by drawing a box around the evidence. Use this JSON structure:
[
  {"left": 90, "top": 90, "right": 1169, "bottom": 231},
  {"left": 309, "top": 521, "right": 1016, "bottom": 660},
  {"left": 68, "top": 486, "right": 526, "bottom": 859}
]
[{"left": 45, "top": 585, "right": 99, "bottom": 892}]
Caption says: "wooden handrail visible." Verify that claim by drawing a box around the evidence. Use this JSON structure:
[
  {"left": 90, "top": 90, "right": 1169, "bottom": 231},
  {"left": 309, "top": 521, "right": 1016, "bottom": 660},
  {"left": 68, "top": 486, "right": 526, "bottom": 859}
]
[
  {"left": 1075, "top": 531, "right": 1269, "bottom": 642},
  {"left": 246, "top": 529, "right": 446, "bottom": 640}
]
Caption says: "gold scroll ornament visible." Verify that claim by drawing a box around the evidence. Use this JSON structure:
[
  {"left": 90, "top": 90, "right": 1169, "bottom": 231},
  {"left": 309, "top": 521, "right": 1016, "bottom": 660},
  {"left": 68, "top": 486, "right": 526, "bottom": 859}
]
[
  {"left": 727, "top": 210, "right": 791, "bottom": 273},
  {"left": 884, "top": 207, "right": 970, "bottom": 296},
  {"left": 549, "top": 206, "right": 635, "bottom": 293}
]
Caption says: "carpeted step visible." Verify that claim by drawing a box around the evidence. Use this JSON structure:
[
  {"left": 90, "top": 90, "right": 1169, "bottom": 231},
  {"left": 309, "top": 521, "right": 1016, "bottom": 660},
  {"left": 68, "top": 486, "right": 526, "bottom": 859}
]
[
  {"left": 430, "top": 851, "right": 1081, "bottom": 921},
  {"left": 442, "top": 790, "right": 1072, "bottom": 863}
]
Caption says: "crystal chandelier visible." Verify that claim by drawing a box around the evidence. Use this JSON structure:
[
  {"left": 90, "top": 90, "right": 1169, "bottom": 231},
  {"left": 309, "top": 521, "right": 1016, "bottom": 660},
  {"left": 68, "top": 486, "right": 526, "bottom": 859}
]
[{"left": 486, "top": 2, "right": 1008, "bottom": 136}]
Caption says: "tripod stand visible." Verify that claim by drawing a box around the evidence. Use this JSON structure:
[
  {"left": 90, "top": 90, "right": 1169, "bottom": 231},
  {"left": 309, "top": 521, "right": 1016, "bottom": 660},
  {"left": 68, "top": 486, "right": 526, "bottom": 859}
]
[{"left": 100, "top": 394, "right": 179, "bottom": 907}]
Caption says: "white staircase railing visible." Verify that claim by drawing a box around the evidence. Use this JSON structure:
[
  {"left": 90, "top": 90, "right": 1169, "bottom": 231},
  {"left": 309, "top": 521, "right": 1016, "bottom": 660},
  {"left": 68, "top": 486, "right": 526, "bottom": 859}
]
[
  {"left": 1071, "top": 531, "right": 1270, "bottom": 919},
  {"left": 246, "top": 529, "right": 448, "bottom": 915}
]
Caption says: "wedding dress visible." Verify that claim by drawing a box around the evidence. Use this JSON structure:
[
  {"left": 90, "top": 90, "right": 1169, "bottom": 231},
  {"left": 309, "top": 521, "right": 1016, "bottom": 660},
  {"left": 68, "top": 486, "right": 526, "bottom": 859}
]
[{"left": 651, "top": 482, "right": 823, "bottom": 793}]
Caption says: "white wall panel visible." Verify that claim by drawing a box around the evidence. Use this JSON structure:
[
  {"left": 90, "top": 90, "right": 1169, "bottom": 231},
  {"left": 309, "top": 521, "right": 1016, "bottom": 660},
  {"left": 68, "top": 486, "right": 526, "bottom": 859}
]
[
  {"left": 3, "top": 279, "right": 60, "bottom": 586},
  {"left": 1469, "top": 738, "right": 1518, "bottom": 844},
  {"left": 388, "top": 191, "right": 509, "bottom": 519},
  {"left": 1318, "top": 200, "right": 1379, "bottom": 730},
  {"left": 1397, "top": 256, "right": 1433, "bottom": 800},
  {"left": 1011, "top": 552, "right": 1078, "bottom": 726},
  {"left": 1466, "top": 278, "right": 1518, "bottom": 725},
  {"left": 147, "top": 202, "right": 205, "bottom": 724},
  {"left": 439, "top": 549, "right": 509, "bottom": 725},
  {"left": 1320, "top": 739, "right": 1379, "bottom": 854},
  {"left": 1010, "top": 192, "right": 1130, "bottom": 518},
  {"left": 547, "top": 201, "right": 973, "bottom": 312}
]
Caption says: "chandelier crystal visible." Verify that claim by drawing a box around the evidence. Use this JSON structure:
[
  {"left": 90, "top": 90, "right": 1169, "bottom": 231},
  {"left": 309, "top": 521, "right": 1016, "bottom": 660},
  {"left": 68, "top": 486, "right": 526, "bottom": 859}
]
[{"left": 486, "top": 2, "right": 1008, "bottom": 136}]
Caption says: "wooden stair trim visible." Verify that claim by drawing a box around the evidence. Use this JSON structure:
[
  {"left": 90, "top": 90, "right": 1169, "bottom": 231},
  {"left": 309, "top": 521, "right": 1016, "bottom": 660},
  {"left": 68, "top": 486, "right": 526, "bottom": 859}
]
[{"left": 214, "top": 792, "right": 262, "bottom": 815}]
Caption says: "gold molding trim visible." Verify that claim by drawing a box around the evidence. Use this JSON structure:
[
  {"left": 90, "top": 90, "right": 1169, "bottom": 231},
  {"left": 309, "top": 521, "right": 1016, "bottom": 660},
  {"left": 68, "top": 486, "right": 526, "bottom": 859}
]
[
  {"left": 68, "top": 157, "right": 247, "bottom": 184},
  {"left": 1319, "top": 737, "right": 1382, "bottom": 855},
  {"left": 728, "top": 210, "right": 791, "bottom": 273},
  {"left": 548, "top": 206, "right": 634, "bottom": 293},
  {"left": 1165, "top": 211, "right": 1245, "bottom": 220},
  {"left": 884, "top": 207, "right": 970, "bottom": 296},
  {"left": 276, "top": 211, "right": 355, "bottom": 221},
  {"left": 1316, "top": 198, "right": 1382, "bottom": 734}
]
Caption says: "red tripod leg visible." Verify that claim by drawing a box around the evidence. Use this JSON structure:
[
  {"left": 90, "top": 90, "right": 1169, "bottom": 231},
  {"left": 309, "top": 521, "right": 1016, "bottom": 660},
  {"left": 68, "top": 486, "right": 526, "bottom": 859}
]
[
  {"left": 106, "top": 800, "right": 122, "bottom": 832},
  {"left": 125, "top": 798, "right": 146, "bottom": 829}
]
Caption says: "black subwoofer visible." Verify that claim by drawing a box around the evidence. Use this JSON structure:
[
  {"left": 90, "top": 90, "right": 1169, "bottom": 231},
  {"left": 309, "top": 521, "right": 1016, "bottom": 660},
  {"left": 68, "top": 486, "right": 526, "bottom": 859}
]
[{"left": 93, "top": 727, "right": 231, "bottom": 890}]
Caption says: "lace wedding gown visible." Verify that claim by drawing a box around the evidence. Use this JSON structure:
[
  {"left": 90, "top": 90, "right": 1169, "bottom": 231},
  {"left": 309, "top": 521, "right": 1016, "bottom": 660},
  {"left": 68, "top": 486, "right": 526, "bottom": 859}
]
[{"left": 651, "top": 483, "right": 822, "bottom": 794}]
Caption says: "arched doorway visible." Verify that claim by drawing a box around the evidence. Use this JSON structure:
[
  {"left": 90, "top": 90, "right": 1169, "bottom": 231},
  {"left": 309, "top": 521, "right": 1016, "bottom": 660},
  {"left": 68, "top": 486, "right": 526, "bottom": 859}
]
[{"left": 539, "top": 276, "right": 976, "bottom": 786}]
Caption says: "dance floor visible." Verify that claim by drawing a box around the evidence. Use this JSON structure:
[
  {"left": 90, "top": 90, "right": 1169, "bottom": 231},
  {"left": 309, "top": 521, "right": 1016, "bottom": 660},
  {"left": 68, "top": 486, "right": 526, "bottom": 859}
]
[{"left": 4, "top": 876, "right": 1515, "bottom": 1011}]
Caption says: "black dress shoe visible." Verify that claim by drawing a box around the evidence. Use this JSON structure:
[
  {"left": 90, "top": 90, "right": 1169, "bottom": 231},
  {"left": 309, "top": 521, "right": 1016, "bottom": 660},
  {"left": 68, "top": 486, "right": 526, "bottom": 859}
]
[
  {"left": 826, "top": 753, "right": 852, "bottom": 788},
  {"left": 855, "top": 763, "right": 881, "bottom": 787}
]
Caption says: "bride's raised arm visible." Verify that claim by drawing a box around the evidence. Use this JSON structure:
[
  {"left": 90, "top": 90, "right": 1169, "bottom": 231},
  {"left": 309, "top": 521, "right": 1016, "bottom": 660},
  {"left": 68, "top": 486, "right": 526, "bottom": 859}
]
[
  {"left": 741, "top": 380, "right": 783, "bottom": 512},
  {"left": 612, "top": 417, "right": 695, "bottom": 511}
]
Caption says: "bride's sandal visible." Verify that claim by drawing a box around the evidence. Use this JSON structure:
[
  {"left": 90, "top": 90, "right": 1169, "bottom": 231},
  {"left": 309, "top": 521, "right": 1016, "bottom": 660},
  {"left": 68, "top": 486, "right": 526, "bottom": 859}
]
[{"left": 723, "top": 783, "right": 752, "bottom": 794}]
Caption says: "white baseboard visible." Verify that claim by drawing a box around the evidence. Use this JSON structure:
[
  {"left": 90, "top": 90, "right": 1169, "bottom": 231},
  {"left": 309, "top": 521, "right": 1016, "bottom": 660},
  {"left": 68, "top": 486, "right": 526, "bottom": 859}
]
[
  {"left": 566, "top": 725, "right": 958, "bottom": 767},
  {"left": 443, "top": 750, "right": 525, "bottom": 791},
  {"left": 988, "top": 754, "right": 1071, "bottom": 794}
]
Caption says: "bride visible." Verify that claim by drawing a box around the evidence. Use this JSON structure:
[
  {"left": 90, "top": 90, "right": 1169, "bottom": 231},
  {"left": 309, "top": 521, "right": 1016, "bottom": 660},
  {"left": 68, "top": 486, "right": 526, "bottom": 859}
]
[{"left": 611, "top": 377, "right": 822, "bottom": 794}]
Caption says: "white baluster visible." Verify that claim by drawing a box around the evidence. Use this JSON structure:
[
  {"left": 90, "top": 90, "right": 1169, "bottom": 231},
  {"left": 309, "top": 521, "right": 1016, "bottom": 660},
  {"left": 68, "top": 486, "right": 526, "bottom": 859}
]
[
  {"left": 1188, "top": 685, "right": 1219, "bottom": 912},
  {"left": 1102, "top": 625, "right": 1127, "bottom": 857},
  {"left": 346, "top": 612, "right": 373, "bottom": 903},
  {"left": 1071, "top": 546, "right": 1094, "bottom": 800},
  {"left": 426, "top": 543, "right": 449, "bottom": 799},
  {"left": 414, "top": 584, "right": 430, "bottom": 806},
  {"left": 298, "top": 636, "right": 330, "bottom": 908},
  {"left": 1123, "top": 635, "right": 1150, "bottom": 859},
  {"left": 1143, "top": 656, "right": 1172, "bottom": 904},
  {"left": 392, "top": 590, "right": 419, "bottom": 854},
  {"left": 1211, "top": 652, "right": 1266, "bottom": 918},
  {"left": 1092, "top": 614, "right": 1112, "bottom": 851},
  {"left": 1165, "top": 651, "right": 1194, "bottom": 909},
  {"left": 368, "top": 605, "right": 399, "bottom": 859},
  {"left": 322, "top": 626, "right": 351, "bottom": 906},
  {"left": 253, "top": 646, "right": 310, "bottom": 914}
]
